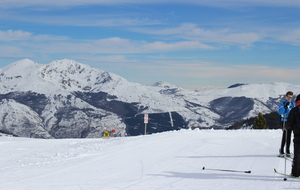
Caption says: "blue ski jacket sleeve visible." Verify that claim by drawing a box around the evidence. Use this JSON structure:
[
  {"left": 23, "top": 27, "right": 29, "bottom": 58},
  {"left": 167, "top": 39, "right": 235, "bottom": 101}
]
[{"left": 278, "top": 100, "right": 295, "bottom": 121}]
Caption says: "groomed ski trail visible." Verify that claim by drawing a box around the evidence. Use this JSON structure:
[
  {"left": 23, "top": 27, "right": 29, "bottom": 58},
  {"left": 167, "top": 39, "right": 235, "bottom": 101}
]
[{"left": 0, "top": 129, "right": 299, "bottom": 190}]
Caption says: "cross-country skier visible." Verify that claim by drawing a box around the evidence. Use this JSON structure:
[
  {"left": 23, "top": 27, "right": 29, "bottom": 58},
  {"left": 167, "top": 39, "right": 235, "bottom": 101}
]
[
  {"left": 285, "top": 94, "right": 300, "bottom": 177},
  {"left": 278, "top": 91, "right": 295, "bottom": 157}
]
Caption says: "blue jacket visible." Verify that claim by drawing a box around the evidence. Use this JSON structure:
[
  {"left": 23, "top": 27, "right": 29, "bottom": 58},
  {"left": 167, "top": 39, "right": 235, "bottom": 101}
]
[{"left": 278, "top": 100, "right": 295, "bottom": 121}]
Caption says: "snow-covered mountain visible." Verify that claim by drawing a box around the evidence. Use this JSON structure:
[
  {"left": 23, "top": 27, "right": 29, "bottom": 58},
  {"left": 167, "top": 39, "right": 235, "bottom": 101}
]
[{"left": 1, "top": 59, "right": 300, "bottom": 138}]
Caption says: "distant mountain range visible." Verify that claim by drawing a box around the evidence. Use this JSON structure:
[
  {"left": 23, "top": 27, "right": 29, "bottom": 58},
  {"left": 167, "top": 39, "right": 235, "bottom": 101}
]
[{"left": 1, "top": 59, "right": 299, "bottom": 138}]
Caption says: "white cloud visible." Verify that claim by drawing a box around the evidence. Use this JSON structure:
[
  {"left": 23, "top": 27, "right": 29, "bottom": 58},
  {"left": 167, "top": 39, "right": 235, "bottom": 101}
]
[
  {"left": 74, "top": 55, "right": 138, "bottom": 63},
  {"left": 8, "top": 35, "right": 214, "bottom": 54},
  {"left": 167, "top": 63, "right": 300, "bottom": 80},
  {"left": 279, "top": 28, "right": 300, "bottom": 46},
  {"left": 133, "top": 23, "right": 261, "bottom": 46},
  {"left": 32, "top": 35, "right": 69, "bottom": 41},
  {"left": 99, "top": 58, "right": 300, "bottom": 87},
  {"left": 123, "top": 59, "right": 299, "bottom": 79},
  {"left": 1, "top": 14, "right": 161, "bottom": 27},
  {"left": 0, "top": 30, "right": 31, "bottom": 41},
  {"left": 0, "top": 30, "right": 68, "bottom": 42},
  {"left": 144, "top": 41, "right": 214, "bottom": 51}
]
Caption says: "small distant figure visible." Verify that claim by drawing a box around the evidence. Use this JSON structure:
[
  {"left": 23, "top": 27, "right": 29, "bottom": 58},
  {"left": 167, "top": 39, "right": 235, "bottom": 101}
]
[
  {"left": 278, "top": 91, "right": 295, "bottom": 157},
  {"left": 102, "top": 128, "right": 111, "bottom": 138}
]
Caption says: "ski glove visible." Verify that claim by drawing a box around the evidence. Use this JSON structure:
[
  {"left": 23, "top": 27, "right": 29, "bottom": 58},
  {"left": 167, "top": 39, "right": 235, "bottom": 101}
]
[{"left": 284, "top": 102, "right": 290, "bottom": 108}]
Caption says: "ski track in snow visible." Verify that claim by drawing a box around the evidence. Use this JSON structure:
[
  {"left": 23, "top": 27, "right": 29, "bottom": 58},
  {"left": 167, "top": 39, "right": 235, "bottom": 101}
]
[{"left": 0, "top": 130, "right": 299, "bottom": 190}]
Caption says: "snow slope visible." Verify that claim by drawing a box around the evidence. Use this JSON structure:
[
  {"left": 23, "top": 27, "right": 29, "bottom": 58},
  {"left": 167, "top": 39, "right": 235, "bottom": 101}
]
[{"left": 0, "top": 130, "right": 298, "bottom": 190}]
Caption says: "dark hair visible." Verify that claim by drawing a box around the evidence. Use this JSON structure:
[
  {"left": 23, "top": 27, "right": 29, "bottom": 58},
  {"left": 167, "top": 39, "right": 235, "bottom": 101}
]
[
  {"left": 296, "top": 94, "right": 300, "bottom": 102},
  {"left": 286, "top": 91, "right": 293, "bottom": 96}
]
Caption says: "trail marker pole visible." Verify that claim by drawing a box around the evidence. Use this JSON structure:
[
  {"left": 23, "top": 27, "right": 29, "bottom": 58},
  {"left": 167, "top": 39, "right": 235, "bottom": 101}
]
[{"left": 144, "top": 114, "right": 148, "bottom": 135}]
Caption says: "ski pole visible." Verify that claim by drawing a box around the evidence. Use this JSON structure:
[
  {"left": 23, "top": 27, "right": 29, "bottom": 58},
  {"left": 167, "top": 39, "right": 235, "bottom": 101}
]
[
  {"left": 202, "top": 167, "right": 251, "bottom": 174},
  {"left": 283, "top": 113, "right": 287, "bottom": 181}
]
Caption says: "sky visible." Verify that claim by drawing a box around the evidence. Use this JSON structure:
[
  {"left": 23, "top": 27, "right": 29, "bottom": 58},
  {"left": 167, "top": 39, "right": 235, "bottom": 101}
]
[{"left": 0, "top": 0, "right": 299, "bottom": 89}]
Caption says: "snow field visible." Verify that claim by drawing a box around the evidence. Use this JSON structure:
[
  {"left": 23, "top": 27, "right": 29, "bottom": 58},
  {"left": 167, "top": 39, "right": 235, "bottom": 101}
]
[{"left": 0, "top": 129, "right": 299, "bottom": 190}]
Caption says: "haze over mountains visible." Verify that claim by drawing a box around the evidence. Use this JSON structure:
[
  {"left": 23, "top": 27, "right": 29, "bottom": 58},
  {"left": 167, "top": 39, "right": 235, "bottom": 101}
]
[{"left": 1, "top": 59, "right": 299, "bottom": 138}]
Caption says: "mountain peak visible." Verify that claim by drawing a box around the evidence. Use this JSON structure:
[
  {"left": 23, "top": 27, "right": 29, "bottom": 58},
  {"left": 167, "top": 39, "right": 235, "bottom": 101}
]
[
  {"left": 152, "top": 81, "right": 178, "bottom": 89},
  {"left": 9, "top": 58, "right": 36, "bottom": 66},
  {"left": 46, "top": 59, "right": 94, "bottom": 73},
  {"left": 0, "top": 58, "right": 40, "bottom": 75},
  {"left": 227, "top": 83, "right": 248, "bottom": 89}
]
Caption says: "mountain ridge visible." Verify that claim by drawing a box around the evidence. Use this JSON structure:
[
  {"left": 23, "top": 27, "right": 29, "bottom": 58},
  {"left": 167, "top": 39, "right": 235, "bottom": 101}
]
[{"left": 1, "top": 59, "right": 300, "bottom": 138}]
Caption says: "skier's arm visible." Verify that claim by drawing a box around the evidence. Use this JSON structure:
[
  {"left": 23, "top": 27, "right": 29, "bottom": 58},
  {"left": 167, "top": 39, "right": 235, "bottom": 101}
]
[
  {"left": 278, "top": 102, "right": 285, "bottom": 115},
  {"left": 278, "top": 102, "right": 291, "bottom": 116},
  {"left": 286, "top": 108, "right": 296, "bottom": 130}
]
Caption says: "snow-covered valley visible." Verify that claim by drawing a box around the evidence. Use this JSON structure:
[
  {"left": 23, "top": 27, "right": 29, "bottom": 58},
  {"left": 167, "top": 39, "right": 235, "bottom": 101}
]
[{"left": 0, "top": 129, "right": 298, "bottom": 190}]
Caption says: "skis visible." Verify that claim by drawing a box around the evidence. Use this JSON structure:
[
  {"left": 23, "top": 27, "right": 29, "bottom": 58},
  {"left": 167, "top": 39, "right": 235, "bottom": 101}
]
[
  {"left": 274, "top": 168, "right": 300, "bottom": 180},
  {"left": 278, "top": 153, "right": 294, "bottom": 158},
  {"left": 202, "top": 167, "right": 251, "bottom": 174},
  {"left": 278, "top": 154, "right": 293, "bottom": 161}
]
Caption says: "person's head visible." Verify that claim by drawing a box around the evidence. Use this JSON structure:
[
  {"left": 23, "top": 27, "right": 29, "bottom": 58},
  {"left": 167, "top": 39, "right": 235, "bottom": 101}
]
[
  {"left": 285, "top": 91, "right": 294, "bottom": 101},
  {"left": 296, "top": 94, "right": 300, "bottom": 106},
  {"left": 296, "top": 94, "right": 300, "bottom": 102}
]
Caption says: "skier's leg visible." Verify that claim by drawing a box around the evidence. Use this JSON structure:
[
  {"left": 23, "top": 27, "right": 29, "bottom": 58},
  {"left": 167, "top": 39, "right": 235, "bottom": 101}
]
[
  {"left": 292, "top": 140, "right": 300, "bottom": 177},
  {"left": 280, "top": 129, "right": 286, "bottom": 154},
  {"left": 286, "top": 129, "right": 292, "bottom": 154}
]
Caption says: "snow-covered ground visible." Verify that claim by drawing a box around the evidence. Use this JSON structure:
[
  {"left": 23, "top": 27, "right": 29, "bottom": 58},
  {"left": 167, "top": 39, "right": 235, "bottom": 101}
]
[{"left": 0, "top": 130, "right": 298, "bottom": 190}]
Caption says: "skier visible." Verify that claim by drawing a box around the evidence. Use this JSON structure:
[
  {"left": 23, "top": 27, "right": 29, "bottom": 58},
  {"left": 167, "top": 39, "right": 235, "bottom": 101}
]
[
  {"left": 278, "top": 91, "right": 295, "bottom": 157},
  {"left": 285, "top": 94, "right": 300, "bottom": 177}
]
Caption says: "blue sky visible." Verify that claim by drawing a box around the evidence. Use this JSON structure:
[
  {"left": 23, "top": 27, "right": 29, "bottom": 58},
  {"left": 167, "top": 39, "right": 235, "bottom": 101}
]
[{"left": 0, "top": 0, "right": 299, "bottom": 89}]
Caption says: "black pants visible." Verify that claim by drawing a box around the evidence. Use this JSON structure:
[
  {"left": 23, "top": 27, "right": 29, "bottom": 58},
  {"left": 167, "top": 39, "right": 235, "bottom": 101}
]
[
  {"left": 280, "top": 123, "right": 292, "bottom": 154},
  {"left": 292, "top": 139, "right": 300, "bottom": 177}
]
